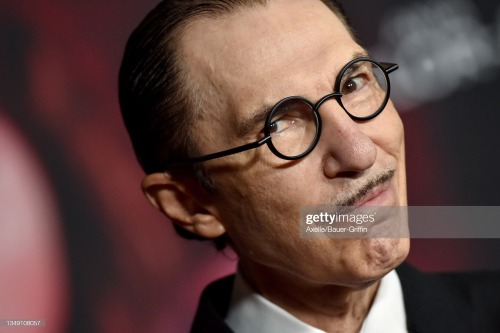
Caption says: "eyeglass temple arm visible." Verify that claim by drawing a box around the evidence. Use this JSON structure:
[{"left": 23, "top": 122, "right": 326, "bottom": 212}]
[
  {"left": 380, "top": 62, "right": 399, "bottom": 74},
  {"left": 164, "top": 135, "right": 272, "bottom": 167}
]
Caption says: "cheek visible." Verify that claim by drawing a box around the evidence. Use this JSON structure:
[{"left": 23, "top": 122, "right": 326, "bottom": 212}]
[
  {"left": 209, "top": 168, "right": 352, "bottom": 283},
  {"left": 210, "top": 164, "right": 310, "bottom": 256},
  {"left": 386, "top": 110, "right": 407, "bottom": 204},
  {"left": 373, "top": 107, "right": 405, "bottom": 155}
]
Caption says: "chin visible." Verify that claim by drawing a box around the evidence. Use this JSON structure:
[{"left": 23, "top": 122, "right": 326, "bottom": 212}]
[
  {"left": 342, "top": 238, "right": 409, "bottom": 287},
  {"left": 325, "top": 238, "right": 409, "bottom": 289},
  {"left": 363, "top": 237, "right": 409, "bottom": 273}
]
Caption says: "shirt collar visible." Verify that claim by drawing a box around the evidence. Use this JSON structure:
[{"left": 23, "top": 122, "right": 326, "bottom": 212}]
[{"left": 225, "top": 269, "right": 407, "bottom": 333}]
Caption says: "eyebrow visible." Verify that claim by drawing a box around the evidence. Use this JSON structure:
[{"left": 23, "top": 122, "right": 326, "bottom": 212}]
[
  {"left": 353, "top": 50, "right": 371, "bottom": 59},
  {"left": 236, "top": 50, "right": 372, "bottom": 137},
  {"left": 237, "top": 103, "right": 275, "bottom": 137}
]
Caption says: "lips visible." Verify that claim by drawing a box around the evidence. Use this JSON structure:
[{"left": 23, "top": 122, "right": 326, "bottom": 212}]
[{"left": 354, "top": 180, "right": 393, "bottom": 207}]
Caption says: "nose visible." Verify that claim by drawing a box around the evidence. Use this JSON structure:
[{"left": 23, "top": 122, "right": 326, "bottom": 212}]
[{"left": 317, "top": 99, "right": 377, "bottom": 178}]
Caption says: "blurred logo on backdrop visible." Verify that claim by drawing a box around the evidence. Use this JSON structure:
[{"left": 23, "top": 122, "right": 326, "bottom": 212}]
[{"left": 373, "top": 0, "right": 500, "bottom": 108}]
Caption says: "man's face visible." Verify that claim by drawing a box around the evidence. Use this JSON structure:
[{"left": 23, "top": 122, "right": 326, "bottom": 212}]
[{"left": 181, "top": 0, "right": 409, "bottom": 287}]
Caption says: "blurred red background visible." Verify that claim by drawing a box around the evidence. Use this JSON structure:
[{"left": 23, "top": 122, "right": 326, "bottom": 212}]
[{"left": 1, "top": 0, "right": 499, "bottom": 332}]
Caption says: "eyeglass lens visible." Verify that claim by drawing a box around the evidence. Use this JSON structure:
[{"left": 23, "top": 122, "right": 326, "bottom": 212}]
[
  {"left": 268, "top": 98, "right": 318, "bottom": 158},
  {"left": 267, "top": 60, "right": 389, "bottom": 159},
  {"left": 338, "top": 60, "right": 388, "bottom": 118}
]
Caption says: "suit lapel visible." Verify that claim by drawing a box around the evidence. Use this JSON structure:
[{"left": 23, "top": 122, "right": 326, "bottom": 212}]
[
  {"left": 397, "top": 263, "right": 474, "bottom": 333},
  {"left": 191, "top": 275, "right": 235, "bottom": 333}
]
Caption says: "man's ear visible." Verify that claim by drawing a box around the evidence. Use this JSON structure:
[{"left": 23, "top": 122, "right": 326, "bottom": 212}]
[{"left": 141, "top": 172, "right": 226, "bottom": 239}]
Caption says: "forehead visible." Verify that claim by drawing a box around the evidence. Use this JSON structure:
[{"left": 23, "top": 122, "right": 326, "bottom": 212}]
[{"left": 180, "top": 0, "right": 361, "bottom": 134}]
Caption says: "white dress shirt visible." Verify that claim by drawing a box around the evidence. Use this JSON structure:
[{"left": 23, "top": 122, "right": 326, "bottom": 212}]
[{"left": 225, "top": 269, "right": 408, "bottom": 333}]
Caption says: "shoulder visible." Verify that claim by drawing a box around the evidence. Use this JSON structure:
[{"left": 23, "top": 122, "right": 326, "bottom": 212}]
[
  {"left": 397, "top": 263, "right": 500, "bottom": 332},
  {"left": 190, "top": 275, "right": 235, "bottom": 333},
  {"left": 397, "top": 263, "right": 500, "bottom": 306}
]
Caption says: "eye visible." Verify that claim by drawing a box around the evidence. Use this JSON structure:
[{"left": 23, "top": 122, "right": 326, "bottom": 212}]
[
  {"left": 269, "top": 117, "right": 296, "bottom": 135},
  {"left": 341, "top": 75, "right": 367, "bottom": 95},
  {"left": 258, "top": 114, "right": 296, "bottom": 139},
  {"left": 265, "top": 98, "right": 312, "bottom": 138}
]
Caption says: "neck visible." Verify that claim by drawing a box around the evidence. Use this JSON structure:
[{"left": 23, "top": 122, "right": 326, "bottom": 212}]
[{"left": 239, "top": 260, "right": 380, "bottom": 333}]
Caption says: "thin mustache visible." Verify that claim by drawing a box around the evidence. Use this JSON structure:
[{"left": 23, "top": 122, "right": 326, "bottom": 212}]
[{"left": 335, "top": 169, "right": 395, "bottom": 206}]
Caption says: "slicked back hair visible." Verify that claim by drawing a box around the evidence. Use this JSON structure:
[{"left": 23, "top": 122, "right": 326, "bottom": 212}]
[{"left": 119, "top": 0, "right": 354, "bottom": 248}]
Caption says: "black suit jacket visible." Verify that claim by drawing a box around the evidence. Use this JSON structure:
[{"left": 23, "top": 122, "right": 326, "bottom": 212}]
[{"left": 190, "top": 263, "right": 500, "bottom": 332}]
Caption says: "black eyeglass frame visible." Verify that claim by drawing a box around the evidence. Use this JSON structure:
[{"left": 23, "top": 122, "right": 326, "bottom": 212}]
[{"left": 164, "top": 58, "right": 398, "bottom": 167}]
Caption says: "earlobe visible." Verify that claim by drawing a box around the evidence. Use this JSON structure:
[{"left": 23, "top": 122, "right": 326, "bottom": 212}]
[
  {"left": 191, "top": 213, "right": 226, "bottom": 238},
  {"left": 141, "top": 172, "right": 226, "bottom": 239}
]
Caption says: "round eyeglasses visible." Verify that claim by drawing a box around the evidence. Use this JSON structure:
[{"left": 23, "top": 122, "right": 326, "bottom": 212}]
[{"left": 164, "top": 58, "right": 398, "bottom": 167}]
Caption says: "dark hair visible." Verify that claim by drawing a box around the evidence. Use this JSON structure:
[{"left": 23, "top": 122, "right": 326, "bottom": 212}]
[{"left": 119, "top": 0, "right": 353, "bottom": 248}]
